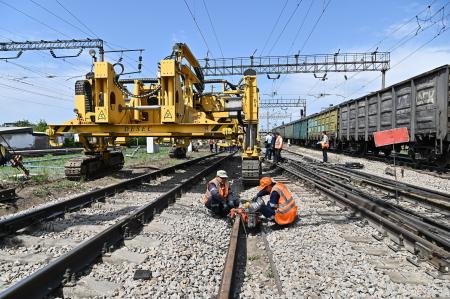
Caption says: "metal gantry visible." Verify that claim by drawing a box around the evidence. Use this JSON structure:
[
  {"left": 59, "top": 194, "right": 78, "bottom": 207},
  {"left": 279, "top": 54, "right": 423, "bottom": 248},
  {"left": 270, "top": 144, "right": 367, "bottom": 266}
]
[
  {"left": 0, "top": 38, "right": 104, "bottom": 60},
  {"left": 260, "top": 98, "right": 307, "bottom": 131},
  {"left": 260, "top": 98, "right": 306, "bottom": 108},
  {"left": 199, "top": 52, "right": 390, "bottom": 76}
]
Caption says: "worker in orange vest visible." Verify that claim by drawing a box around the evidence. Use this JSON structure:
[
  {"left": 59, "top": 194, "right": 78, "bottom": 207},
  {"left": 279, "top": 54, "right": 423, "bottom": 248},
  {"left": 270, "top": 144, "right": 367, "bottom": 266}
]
[
  {"left": 317, "top": 131, "right": 329, "bottom": 162},
  {"left": 251, "top": 177, "right": 297, "bottom": 225},
  {"left": 208, "top": 139, "right": 214, "bottom": 152},
  {"left": 273, "top": 132, "right": 283, "bottom": 163},
  {"left": 203, "top": 170, "right": 238, "bottom": 216}
]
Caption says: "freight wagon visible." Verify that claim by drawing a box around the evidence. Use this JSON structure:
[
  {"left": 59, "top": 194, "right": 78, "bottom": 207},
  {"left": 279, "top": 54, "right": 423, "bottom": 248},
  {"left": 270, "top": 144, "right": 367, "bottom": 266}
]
[{"left": 273, "top": 65, "right": 450, "bottom": 167}]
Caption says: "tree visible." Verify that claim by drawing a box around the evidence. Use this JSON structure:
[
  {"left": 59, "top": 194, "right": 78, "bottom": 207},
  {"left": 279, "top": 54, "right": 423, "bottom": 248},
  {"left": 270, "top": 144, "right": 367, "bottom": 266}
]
[
  {"left": 10, "top": 119, "right": 48, "bottom": 132},
  {"left": 33, "top": 119, "right": 48, "bottom": 132},
  {"left": 14, "top": 120, "right": 34, "bottom": 127}
]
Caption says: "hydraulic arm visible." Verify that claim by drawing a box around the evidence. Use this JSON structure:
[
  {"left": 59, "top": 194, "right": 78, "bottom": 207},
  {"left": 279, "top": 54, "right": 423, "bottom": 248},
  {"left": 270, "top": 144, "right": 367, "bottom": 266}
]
[{"left": 47, "top": 43, "right": 261, "bottom": 181}]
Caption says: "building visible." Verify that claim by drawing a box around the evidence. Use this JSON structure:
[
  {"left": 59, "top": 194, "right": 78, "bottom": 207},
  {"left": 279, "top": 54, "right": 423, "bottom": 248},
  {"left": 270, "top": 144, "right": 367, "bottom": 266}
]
[{"left": 0, "top": 127, "right": 49, "bottom": 150}]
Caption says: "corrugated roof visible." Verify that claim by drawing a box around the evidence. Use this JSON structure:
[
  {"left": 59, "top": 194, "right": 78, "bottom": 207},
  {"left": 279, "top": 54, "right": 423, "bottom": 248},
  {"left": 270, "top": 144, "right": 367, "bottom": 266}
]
[{"left": 0, "top": 127, "right": 33, "bottom": 134}]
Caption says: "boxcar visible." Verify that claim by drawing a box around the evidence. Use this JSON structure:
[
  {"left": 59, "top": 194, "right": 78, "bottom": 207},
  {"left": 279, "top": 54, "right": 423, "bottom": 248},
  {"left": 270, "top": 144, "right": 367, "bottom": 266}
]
[
  {"left": 338, "top": 64, "right": 449, "bottom": 166},
  {"left": 307, "top": 108, "right": 339, "bottom": 146},
  {"left": 292, "top": 118, "right": 308, "bottom": 145},
  {"left": 284, "top": 122, "right": 294, "bottom": 141}
]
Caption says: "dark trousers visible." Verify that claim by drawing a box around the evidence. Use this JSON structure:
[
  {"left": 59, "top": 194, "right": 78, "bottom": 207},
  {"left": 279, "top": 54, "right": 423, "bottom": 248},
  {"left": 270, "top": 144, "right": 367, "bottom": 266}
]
[
  {"left": 209, "top": 144, "right": 214, "bottom": 152},
  {"left": 260, "top": 203, "right": 275, "bottom": 220},
  {"left": 274, "top": 149, "right": 282, "bottom": 163},
  {"left": 322, "top": 148, "right": 328, "bottom": 162},
  {"left": 265, "top": 145, "right": 272, "bottom": 160},
  {"left": 206, "top": 196, "right": 238, "bottom": 216}
]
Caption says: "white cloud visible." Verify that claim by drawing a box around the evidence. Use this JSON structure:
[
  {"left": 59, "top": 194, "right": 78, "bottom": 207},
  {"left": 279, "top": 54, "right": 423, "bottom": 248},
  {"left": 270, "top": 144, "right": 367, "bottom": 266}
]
[{"left": 274, "top": 43, "right": 450, "bottom": 120}]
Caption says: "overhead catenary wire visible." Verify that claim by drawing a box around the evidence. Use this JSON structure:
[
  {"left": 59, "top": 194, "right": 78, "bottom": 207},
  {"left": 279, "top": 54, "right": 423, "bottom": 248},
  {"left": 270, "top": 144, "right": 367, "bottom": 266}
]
[
  {"left": 298, "top": 0, "right": 332, "bottom": 53},
  {"left": 0, "top": 0, "right": 71, "bottom": 39},
  {"left": 0, "top": 81, "right": 73, "bottom": 102},
  {"left": 0, "top": 94, "right": 71, "bottom": 110},
  {"left": 286, "top": 0, "right": 315, "bottom": 55},
  {"left": 346, "top": 23, "right": 450, "bottom": 99},
  {"left": 260, "top": 0, "right": 289, "bottom": 56},
  {"left": 267, "top": 0, "right": 304, "bottom": 56},
  {"left": 273, "top": 0, "right": 331, "bottom": 95},
  {"left": 53, "top": 0, "right": 148, "bottom": 72},
  {"left": 183, "top": 0, "right": 214, "bottom": 58},
  {"left": 328, "top": 0, "right": 447, "bottom": 94},
  {"left": 202, "top": 0, "right": 224, "bottom": 58}
]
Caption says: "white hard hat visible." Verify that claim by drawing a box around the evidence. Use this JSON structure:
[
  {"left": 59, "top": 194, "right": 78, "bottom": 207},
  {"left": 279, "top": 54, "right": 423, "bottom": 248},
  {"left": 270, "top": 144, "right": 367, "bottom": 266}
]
[{"left": 216, "top": 170, "right": 228, "bottom": 178}]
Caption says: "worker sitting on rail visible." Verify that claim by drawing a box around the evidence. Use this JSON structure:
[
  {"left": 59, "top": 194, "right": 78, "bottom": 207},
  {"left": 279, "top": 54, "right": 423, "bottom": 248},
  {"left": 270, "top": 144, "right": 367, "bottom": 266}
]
[
  {"left": 317, "top": 131, "right": 329, "bottom": 162},
  {"left": 251, "top": 177, "right": 297, "bottom": 225},
  {"left": 203, "top": 170, "right": 238, "bottom": 216}
]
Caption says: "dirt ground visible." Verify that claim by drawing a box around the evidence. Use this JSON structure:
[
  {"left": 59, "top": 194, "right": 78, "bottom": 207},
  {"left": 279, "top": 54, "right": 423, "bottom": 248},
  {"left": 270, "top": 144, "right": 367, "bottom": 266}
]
[{"left": 0, "top": 147, "right": 210, "bottom": 217}]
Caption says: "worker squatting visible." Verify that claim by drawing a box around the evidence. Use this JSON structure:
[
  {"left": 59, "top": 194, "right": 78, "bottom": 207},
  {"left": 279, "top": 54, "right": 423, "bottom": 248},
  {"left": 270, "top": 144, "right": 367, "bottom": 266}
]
[{"left": 202, "top": 170, "right": 298, "bottom": 226}]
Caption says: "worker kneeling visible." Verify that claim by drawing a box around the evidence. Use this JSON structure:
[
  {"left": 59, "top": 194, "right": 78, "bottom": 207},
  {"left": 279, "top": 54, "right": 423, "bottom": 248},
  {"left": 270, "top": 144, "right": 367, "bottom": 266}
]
[
  {"left": 203, "top": 170, "right": 238, "bottom": 216},
  {"left": 252, "top": 177, "right": 298, "bottom": 225}
]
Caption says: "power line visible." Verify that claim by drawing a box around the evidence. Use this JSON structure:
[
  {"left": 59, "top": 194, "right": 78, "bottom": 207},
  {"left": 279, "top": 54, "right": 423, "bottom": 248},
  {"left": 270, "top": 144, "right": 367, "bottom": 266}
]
[
  {"left": 367, "top": 0, "right": 439, "bottom": 51},
  {"left": 260, "top": 0, "right": 289, "bottom": 56},
  {"left": 0, "top": 26, "right": 92, "bottom": 74},
  {"left": 286, "top": 0, "right": 314, "bottom": 54},
  {"left": 183, "top": 0, "right": 214, "bottom": 58},
  {"left": 202, "top": 0, "right": 224, "bottom": 58},
  {"left": 298, "top": 0, "right": 332, "bottom": 53},
  {"left": 54, "top": 0, "right": 147, "bottom": 71},
  {"left": 267, "top": 0, "right": 304, "bottom": 55},
  {"left": 0, "top": 81, "right": 73, "bottom": 102},
  {"left": 0, "top": 76, "right": 74, "bottom": 99},
  {"left": 0, "top": 0, "right": 70, "bottom": 38},
  {"left": 30, "top": 0, "right": 91, "bottom": 37},
  {"left": 0, "top": 94, "right": 71, "bottom": 110},
  {"left": 347, "top": 24, "right": 450, "bottom": 99},
  {"left": 273, "top": 0, "right": 330, "bottom": 94},
  {"left": 329, "top": 0, "right": 449, "bottom": 94}
]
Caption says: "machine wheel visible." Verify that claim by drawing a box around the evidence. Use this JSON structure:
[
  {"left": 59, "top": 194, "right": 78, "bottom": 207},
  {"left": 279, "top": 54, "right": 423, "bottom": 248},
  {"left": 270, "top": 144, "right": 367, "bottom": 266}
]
[
  {"left": 242, "top": 159, "right": 261, "bottom": 186},
  {"left": 169, "top": 147, "right": 187, "bottom": 159},
  {"left": 65, "top": 151, "right": 125, "bottom": 181},
  {"left": 435, "top": 151, "right": 449, "bottom": 169}
]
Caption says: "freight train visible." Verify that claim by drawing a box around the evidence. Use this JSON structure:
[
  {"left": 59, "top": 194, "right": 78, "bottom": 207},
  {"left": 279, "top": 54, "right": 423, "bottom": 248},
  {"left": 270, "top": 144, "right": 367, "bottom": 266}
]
[{"left": 273, "top": 65, "right": 450, "bottom": 168}]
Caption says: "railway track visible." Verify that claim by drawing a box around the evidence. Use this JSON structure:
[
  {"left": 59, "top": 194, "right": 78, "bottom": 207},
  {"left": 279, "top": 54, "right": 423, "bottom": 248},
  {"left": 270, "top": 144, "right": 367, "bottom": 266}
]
[
  {"left": 284, "top": 149, "right": 450, "bottom": 218},
  {"left": 0, "top": 152, "right": 234, "bottom": 298},
  {"left": 14, "top": 148, "right": 83, "bottom": 158},
  {"left": 280, "top": 152, "right": 450, "bottom": 275},
  {"left": 288, "top": 145, "right": 450, "bottom": 175}
]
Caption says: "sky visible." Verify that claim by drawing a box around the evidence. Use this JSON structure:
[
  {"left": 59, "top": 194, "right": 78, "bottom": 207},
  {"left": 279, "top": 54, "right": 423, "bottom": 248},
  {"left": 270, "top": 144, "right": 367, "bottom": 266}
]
[{"left": 1, "top": 0, "right": 450, "bottom": 130}]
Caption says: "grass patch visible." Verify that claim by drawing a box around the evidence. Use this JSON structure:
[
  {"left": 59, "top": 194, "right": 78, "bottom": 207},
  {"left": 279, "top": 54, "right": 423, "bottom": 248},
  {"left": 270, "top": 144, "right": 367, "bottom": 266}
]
[
  {"left": 32, "top": 179, "right": 82, "bottom": 197},
  {"left": 248, "top": 255, "right": 260, "bottom": 261},
  {"left": 265, "top": 268, "right": 274, "bottom": 278}
]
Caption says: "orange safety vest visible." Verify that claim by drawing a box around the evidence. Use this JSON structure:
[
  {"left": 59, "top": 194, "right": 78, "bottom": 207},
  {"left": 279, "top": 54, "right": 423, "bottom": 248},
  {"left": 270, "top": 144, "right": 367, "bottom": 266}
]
[
  {"left": 274, "top": 136, "right": 283, "bottom": 149},
  {"left": 271, "top": 182, "right": 297, "bottom": 225},
  {"left": 202, "top": 178, "right": 230, "bottom": 204},
  {"left": 321, "top": 135, "right": 329, "bottom": 149}
]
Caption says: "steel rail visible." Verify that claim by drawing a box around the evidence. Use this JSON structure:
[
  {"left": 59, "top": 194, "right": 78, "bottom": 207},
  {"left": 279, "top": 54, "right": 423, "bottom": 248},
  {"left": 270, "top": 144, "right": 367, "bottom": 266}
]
[
  {"left": 278, "top": 162, "right": 450, "bottom": 273},
  {"left": 292, "top": 160, "right": 450, "bottom": 234},
  {"left": 284, "top": 161, "right": 450, "bottom": 249},
  {"left": 283, "top": 148, "right": 450, "bottom": 211},
  {"left": 0, "top": 152, "right": 234, "bottom": 299},
  {"left": 0, "top": 152, "right": 219, "bottom": 238},
  {"left": 218, "top": 214, "right": 243, "bottom": 299}
]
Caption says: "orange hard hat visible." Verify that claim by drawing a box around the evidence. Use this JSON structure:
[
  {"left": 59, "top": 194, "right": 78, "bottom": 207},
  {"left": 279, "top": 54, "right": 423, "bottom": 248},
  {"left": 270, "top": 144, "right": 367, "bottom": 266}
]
[{"left": 258, "top": 177, "right": 273, "bottom": 190}]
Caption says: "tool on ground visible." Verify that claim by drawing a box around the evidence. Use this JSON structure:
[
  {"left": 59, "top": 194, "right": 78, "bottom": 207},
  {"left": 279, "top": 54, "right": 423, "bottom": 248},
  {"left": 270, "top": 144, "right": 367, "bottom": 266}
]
[
  {"left": 0, "top": 144, "right": 29, "bottom": 177},
  {"left": 229, "top": 197, "right": 263, "bottom": 229}
]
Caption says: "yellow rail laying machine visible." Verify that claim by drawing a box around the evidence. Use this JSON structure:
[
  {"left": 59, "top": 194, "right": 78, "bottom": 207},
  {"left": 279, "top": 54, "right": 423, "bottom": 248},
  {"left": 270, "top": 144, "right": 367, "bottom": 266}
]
[{"left": 47, "top": 43, "right": 261, "bottom": 183}]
